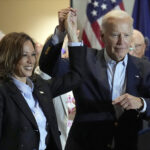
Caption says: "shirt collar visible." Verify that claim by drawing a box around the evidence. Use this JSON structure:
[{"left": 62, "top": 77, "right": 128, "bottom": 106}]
[
  {"left": 104, "top": 49, "right": 128, "bottom": 66},
  {"left": 12, "top": 77, "right": 34, "bottom": 94}
]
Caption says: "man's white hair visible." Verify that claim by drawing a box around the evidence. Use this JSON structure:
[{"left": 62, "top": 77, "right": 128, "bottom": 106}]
[{"left": 101, "top": 9, "right": 133, "bottom": 33}]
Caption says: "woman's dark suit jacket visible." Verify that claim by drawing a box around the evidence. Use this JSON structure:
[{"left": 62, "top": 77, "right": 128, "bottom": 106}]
[{"left": 0, "top": 47, "right": 85, "bottom": 150}]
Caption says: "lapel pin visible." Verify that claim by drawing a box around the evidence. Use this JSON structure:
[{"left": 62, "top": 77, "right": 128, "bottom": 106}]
[
  {"left": 135, "top": 75, "right": 140, "bottom": 78},
  {"left": 39, "top": 91, "right": 44, "bottom": 94}
]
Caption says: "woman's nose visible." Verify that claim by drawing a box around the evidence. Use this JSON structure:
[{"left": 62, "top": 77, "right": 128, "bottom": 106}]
[{"left": 27, "top": 56, "right": 34, "bottom": 64}]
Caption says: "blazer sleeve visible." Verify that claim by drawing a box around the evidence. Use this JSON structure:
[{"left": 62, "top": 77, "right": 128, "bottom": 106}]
[
  {"left": 45, "top": 46, "right": 86, "bottom": 98},
  {"left": 50, "top": 58, "right": 69, "bottom": 77},
  {"left": 39, "top": 36, "right": 65, "bottom": 76},
  {"left": 137, "top": 59, "right": 150, "bottom": 120}
]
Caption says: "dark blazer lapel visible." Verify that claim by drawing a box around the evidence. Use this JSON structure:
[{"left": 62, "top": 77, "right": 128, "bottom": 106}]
[
  {"left": 95, "top": 50, "right": 111, "bottom": 100},
  {"left": 126, "top": 55, "right": 141, "bottom": 96},
  {"left": 33, "top": 88, "right": 54, "bottom": 124},
  {"left": 32, "top": 75, "right": 60, "bottom": 124},
  {"left": 33, "top": 86, "right": 61, "bottom": 147},
  {"left": 6, "top": 81, "right": 38, "bottom": 129}
]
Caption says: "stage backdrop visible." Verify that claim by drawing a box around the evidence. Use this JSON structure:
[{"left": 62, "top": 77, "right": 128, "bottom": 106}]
[
  {"left": 71, "top": 0, "right": 150, "bottom": 59},
  {"left": 71, "top": 0, "right": 134, "bottom": 45}
]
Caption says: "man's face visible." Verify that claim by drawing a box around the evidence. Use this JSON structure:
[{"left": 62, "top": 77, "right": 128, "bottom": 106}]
[
  {"left": 102, "top": 18, "right": 132, "bottom": 62},
  {"left": 129, "top": 32, "right": 146, "bottom": 58}
]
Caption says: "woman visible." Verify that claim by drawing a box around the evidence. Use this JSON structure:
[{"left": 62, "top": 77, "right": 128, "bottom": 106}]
[{"left": 0, "top": 32, "right": 84, "bottom": 150}]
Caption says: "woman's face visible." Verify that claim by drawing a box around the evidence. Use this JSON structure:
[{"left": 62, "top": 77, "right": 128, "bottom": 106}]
[{"left": 13, "top": 40, "right": 36, "bottom": 83}]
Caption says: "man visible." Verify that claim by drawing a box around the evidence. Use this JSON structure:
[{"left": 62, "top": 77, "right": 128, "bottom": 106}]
[
  {"left": 39, "top": 9, "right": 150, "bottom": 150},
  {"left": 129, "top": 29, "right": 147, "bottom": 58}
]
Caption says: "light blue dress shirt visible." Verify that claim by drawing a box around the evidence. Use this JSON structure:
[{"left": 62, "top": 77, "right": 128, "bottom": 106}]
[
  {"left": 104, "top": 50, "right": 128, "bottom": 100},
  {"left": 12, "top": 77, "right": 47, "bottom": 150}
]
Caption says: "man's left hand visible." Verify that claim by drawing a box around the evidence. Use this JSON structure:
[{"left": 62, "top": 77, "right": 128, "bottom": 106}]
[{"left": 112, "top": 93, "right": 143, "bottom": 110}]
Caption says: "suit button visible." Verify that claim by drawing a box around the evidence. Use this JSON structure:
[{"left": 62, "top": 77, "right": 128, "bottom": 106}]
[{"left": 114, "top": 121, "right": 118, "bottom": 127}]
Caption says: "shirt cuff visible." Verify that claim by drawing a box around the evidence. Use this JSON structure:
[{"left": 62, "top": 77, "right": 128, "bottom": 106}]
[
  {"left": 139, "top": 97, "right": 147, "bottom": 113},
  {"left": 51, "top": 26, "right": 66, "bottom": 45},
  {"left": 68, "top": 41, "right": 83, "bottom": 47}
]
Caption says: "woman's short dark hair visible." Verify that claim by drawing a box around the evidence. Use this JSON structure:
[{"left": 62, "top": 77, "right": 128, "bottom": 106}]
[{"left": 0, "top": 32, "right": 35, "bottom": 80}]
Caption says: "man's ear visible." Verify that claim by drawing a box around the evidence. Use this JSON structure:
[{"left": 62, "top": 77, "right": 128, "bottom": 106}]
[{"left": 101, "top": 33, "right": 104, "bottom": 42}]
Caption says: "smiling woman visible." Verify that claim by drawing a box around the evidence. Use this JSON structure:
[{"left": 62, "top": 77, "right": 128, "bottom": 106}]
[
  {"left": 14, "top": 40, "right": 36, "bottom": 83},
  {"left": 0, "top": 33, "right": 36, "bottom": 81},
  {"left": 0, "top": 32, "right": 85, "bottom": 150}
]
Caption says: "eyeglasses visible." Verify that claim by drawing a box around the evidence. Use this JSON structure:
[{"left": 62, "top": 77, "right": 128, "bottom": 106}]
[{"left": 129, "top": 43, "right": 144, "bottom": 51}]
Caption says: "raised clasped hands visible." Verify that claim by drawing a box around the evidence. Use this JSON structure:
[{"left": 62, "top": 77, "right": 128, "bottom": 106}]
[
  {"left": 64, "top": 9, "right": 78, "bottom": 42},
  {"left": 58, "top": 7, "right": 71, "bottom": 32},
  {"left": 58, "top": 7, "right": 78, "bottom": 42}
]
